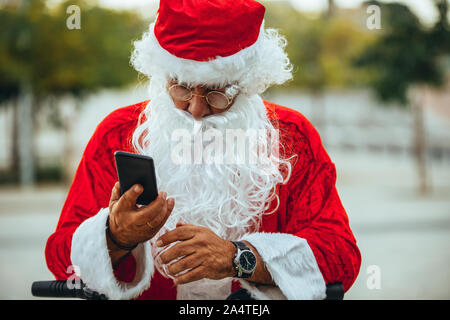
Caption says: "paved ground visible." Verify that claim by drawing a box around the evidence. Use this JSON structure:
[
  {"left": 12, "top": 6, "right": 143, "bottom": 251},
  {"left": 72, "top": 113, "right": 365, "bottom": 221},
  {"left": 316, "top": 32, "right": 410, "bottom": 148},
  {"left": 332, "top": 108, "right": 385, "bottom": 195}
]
[
  {"left": 0, "top": 150, "right": 449, "bottom": 299},
  {"left": 333, "top": 150, "right": 450, "bottom": 299}
]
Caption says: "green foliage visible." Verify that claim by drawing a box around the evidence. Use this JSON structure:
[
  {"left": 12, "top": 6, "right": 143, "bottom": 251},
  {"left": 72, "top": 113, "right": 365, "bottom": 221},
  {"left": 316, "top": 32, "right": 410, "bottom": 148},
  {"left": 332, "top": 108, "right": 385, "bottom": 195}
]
[
  {"left": 354, "top": 0, "right": 449, "bottom": 105},
  {"left": 263, "top": 1, "right": 376, "bottom": 93},
  {"left": 0, "top": 8, "right": 27, "bottom": 101},
  {"left": 0, "top": 0, "right": 147, "bottom": 102}
]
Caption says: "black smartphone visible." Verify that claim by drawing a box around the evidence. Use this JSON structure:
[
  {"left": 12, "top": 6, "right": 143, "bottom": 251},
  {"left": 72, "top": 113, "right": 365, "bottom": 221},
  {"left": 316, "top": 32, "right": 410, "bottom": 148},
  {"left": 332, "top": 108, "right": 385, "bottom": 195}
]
[{"left": 114, "top": 151, "right": 158, "bottom": 206}]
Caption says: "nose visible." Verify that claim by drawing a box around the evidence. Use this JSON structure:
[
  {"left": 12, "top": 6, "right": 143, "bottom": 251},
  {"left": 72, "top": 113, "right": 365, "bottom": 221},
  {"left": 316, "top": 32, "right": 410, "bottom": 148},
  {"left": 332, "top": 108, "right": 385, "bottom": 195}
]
[{"left": 187, "top": 89, "right": 211, "bottom": 120}]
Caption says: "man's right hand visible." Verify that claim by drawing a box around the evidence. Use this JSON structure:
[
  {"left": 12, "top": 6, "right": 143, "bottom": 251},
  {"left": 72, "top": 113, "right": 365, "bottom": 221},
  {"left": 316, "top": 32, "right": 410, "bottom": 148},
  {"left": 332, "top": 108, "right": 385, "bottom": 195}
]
[{"left": 107, "top": 181, "right": 175, "bottom": 249}]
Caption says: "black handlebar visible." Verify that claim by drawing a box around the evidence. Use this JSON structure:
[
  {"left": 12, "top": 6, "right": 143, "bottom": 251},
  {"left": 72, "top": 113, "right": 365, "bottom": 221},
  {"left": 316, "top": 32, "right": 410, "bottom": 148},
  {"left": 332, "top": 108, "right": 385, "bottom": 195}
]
[
  {"left": 31, "top": 280, "right": 107, "bottom": 300},
  {"left": 324, "top": 282, "right": 345, "bottom": 300},
  {"left": 31, "top": 280, "right": 344, "bottom": 300}
]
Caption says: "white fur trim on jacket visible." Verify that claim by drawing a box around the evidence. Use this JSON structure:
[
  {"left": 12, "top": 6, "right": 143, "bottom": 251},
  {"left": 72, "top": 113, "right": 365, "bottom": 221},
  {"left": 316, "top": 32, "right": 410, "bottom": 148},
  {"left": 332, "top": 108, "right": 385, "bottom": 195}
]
[
  {"left": 177, "top": 278, "right": 232, "bottom": 300},
  {"left": 238, "top": 232, "right": 326, "bottom": 300},
  {"left": 70, "top": 207, "right": 154, "bottom": 300}
]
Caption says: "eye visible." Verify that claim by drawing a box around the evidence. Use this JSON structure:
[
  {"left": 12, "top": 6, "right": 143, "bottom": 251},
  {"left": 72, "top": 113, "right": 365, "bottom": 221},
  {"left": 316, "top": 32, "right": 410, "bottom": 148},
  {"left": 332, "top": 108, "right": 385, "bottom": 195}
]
[
  {"left": 168, "top": 84, "right": 192, "bottom": 101},
  {"left": 206, "top": 92, "right": 230, "bottom": 109}
]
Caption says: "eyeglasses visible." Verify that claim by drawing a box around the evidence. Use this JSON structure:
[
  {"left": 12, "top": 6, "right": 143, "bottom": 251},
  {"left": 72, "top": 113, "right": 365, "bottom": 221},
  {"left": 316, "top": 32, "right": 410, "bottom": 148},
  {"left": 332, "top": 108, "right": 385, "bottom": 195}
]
[{"left": 168, "top": 83, "right": 235, "bottom": 110}]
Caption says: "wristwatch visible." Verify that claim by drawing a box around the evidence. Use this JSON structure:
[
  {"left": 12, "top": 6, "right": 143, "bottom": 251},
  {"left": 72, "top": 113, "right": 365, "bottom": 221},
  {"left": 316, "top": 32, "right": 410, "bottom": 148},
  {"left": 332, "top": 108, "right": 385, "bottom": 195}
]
[{"left": 231, "top": 241, "right": 257, "bottom": 279}]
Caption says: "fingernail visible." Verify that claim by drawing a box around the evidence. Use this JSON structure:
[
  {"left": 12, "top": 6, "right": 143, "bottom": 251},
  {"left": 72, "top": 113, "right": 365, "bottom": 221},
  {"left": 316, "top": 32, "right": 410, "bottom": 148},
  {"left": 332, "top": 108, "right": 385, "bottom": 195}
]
[
  {"left": 134, "top": 185, "right": 141, "bottom": 192},
  {"left": 156, "top": 240, "right": 163, "bottom": 247}
]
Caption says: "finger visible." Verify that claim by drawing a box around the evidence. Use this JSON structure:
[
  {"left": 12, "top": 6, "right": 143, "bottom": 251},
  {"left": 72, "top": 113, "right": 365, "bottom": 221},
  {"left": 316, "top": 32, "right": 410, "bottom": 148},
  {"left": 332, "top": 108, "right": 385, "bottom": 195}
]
[
  {"left": 135, "top": 192, "right": 169, "bottom": 226},
  {"left": 156, "top": 225, "right": 196, "bottom": 247},
  {"left": 174, "top": 265, "right": 207, "bottom": 285},
  {"left": 151, "top": 197, "right": 175, "bottom": 231},
  {"left": 117, "top": 184, "right": 143, "bottom": 210},
  {"left": 167, "top": 198, "right": 175, "bottom": 212},
  {"left": 167, "top": 253, "right": 202, "bottom": 277},
  {"left": 159, "top": 240, "right": 196, "bottom": 264},
  {"left": 109, "top": 182, "right": 121, "bottom": 204},
  {"left": 143, "top": 196, "right": 168, "bottom": 230},
  {"left": 138, "top": 191, "right": 167, "bottom": 216},
  {"left": 176, "top": 221, "right": 184, "bottom": 228}
]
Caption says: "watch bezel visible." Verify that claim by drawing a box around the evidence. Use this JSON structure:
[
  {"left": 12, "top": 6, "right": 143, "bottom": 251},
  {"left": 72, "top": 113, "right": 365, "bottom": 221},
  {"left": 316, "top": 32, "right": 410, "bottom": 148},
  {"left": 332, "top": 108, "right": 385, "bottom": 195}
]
[{"left": 238, "top": 250, "right": 257, "bottom": 273}]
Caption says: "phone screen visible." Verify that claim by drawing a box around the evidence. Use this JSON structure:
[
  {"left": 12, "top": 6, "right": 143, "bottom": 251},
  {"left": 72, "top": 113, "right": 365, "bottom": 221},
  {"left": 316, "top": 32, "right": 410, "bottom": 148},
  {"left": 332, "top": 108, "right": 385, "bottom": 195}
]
[{"left": 114, "top": 151, "right": 158, "bottom": 205}]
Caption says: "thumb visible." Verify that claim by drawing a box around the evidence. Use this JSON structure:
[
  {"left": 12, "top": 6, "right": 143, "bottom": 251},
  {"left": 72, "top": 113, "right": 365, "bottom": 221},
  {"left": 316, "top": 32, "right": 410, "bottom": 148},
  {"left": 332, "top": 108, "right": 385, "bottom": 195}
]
[{"left": 118, "top": 184, "right": 143, "bottom": 210}]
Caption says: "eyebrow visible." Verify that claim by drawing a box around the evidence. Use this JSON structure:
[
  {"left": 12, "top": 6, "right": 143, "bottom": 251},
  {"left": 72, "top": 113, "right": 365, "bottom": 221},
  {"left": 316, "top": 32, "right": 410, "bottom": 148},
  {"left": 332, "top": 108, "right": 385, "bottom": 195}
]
[{"left": 172, "top": 80, "right": 228, "bottom": 92}]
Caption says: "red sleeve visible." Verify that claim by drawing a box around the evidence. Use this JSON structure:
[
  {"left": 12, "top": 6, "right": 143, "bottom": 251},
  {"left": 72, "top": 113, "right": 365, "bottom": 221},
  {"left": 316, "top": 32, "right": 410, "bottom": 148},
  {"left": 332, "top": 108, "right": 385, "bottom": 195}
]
[
  {"left": 279, "top": 111, "right": 361, "bottom": 292},
  {"left": 44, "top": 104, "right": 142, "bottom": 281}
]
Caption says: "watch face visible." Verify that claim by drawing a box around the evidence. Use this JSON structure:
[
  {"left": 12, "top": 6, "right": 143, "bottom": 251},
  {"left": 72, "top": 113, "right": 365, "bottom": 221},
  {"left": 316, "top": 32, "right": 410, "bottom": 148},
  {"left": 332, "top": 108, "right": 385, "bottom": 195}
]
[{"left": 239, "top": 251, "right": 257, "bottom": 272}]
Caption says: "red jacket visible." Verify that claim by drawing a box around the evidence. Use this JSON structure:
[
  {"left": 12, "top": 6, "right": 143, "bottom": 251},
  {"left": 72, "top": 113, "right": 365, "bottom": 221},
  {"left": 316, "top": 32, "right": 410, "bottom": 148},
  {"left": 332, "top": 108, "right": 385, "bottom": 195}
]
[{"left": 45, "top": 100, "right": 361, "bottom": 299}]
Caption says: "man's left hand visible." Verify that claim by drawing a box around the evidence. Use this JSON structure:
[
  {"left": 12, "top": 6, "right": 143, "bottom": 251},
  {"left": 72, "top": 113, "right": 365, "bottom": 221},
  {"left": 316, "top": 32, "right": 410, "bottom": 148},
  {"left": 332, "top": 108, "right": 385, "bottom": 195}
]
[{"left": 156, "top": 222, "right": 236, "bottom": 285}]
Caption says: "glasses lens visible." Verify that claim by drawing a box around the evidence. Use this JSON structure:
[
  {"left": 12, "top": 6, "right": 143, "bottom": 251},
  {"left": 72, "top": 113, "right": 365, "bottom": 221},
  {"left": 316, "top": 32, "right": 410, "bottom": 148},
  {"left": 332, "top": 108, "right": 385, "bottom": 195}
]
[
  {"left": 169, "top": 85, "right": 191, "bottom": 101},
  {"left": 207, "top": 92, "right": 230, "bottom": 109}
]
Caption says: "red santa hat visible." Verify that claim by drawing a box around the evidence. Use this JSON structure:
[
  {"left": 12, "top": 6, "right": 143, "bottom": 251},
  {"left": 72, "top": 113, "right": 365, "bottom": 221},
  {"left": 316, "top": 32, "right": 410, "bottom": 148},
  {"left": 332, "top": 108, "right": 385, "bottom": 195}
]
[
  {"left": 131, "top": 0, "right": 292, "bottom": 94},
  {"left": 154, "top": 0, "right": 265, "bottom": 62}
]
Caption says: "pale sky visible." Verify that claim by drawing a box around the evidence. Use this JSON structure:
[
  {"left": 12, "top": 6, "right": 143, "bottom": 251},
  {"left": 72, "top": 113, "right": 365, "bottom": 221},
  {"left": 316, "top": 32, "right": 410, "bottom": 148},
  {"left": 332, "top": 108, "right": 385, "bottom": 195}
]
[{"left": 98, "top": 0, "right": 442, "bottom": 26}]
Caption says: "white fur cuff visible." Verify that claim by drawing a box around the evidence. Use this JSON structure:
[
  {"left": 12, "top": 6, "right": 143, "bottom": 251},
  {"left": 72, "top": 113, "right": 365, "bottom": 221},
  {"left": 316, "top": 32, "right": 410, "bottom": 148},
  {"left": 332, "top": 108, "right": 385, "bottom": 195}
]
[
  {"left": 239, "top": 232, "right": 326, "bottom": 300},
  {"left": 70, "top": 207, "right": 154, "bottom": 300}
]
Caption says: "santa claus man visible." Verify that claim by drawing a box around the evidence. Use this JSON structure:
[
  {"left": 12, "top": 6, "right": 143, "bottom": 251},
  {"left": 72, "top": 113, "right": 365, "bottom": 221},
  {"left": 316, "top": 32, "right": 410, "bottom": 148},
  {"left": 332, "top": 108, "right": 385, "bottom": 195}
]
[{"left": 45, "top": 0, "right": 361, "bottom": 300}]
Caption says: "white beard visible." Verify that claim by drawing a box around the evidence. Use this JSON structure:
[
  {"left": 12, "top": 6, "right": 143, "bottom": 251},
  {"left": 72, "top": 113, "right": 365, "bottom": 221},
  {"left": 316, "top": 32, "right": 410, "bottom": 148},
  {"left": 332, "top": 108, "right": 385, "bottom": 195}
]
[{"left": 131, "top": 76, "right": 292, "bottom": 278}]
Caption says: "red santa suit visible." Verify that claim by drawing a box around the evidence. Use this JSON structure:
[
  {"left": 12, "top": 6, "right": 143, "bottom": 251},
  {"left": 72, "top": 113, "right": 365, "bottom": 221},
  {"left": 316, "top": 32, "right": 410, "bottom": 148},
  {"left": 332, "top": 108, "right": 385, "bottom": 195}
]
[
  {"left": 45, "top": 0, "right": 361, "bottom": 300},
  {"left": 45, "top": 99, "right": 361, "bottom": 300}
]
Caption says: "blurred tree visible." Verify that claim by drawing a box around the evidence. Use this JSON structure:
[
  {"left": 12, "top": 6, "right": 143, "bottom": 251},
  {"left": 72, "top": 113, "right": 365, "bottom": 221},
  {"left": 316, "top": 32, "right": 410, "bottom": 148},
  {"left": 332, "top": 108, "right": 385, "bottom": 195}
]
[
  {"left": 0, "top": 7, "right": 22, "bottom": 180},
  {"left": 0, "top": 0, "right": 42, "bottom": 185},
  {"left": 428, "top": 0, "right": 450, "bottom": 54},
  {"left": 264, "top": 1, "right": 375, "bottom": 142},
  {"left": 0, "top": 0, "right": 146, "bottom": 185},
  {"left": 48, "top": 0, "right": 146, "bottom": 183},
  {"left": 354, "top": 0, "right": 450, "bottom": 194},
  {"left": 327, "top": 0, "right": 336, "bottom": 18}
]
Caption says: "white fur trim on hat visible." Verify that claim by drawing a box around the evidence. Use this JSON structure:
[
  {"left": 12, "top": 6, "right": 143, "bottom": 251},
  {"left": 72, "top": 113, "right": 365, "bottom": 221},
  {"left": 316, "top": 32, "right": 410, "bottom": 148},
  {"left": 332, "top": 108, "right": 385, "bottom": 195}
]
[
  {"left": 238, "top": 232, "right": 327, "bottom": 300},
  {"left": 70, "top": 207, "right": 154, "bottom": 300},
  {"left": 131, "top": 20, "right": 293, "bottom": 95}
]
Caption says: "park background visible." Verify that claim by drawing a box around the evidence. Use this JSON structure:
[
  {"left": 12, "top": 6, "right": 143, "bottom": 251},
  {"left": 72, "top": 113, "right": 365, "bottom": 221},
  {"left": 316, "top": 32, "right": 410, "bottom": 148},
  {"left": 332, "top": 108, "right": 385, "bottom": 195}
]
[{"left": 0, "top": 0, "right": 449, "bottom": 299}]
